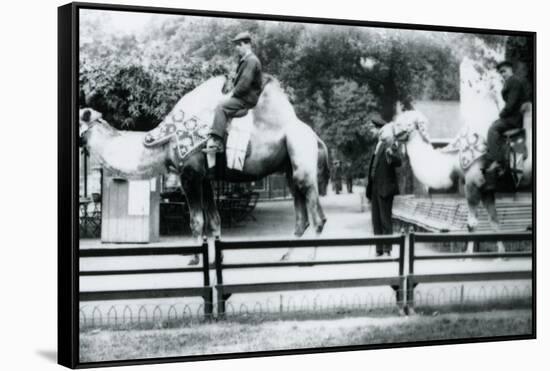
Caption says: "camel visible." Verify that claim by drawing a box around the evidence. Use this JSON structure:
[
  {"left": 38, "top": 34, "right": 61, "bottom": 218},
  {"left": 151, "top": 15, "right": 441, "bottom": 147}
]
[
  {"left": 79, "top": 76, "right": 330, "bottom": 263},
  {"left": 379, "top": 106, "right": 532, "bottom": 254}
]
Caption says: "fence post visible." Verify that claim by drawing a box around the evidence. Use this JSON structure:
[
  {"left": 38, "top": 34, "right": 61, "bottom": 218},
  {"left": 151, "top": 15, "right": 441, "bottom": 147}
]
[
  {"left": 214, "top": 238, "right": 225, "bottom": 317},
  {"left": 398, "top": 230, "right": 406, "bottom": 310},
  {"left": 407, "top": 229, "right": 416, "bottom": 310},
  {"left": 201, "top": 238, "right": 213, "bottom": 318}
]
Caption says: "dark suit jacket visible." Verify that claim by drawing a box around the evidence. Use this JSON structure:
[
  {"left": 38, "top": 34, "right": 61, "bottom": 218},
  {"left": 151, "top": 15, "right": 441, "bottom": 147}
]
[
  {"left": 499, "top": 75, "right": 530, "bottom": 127},
  {"left": 366, "top": 141, "right": 402, "bottom": 200},
  {"left": 232, "top": 52, "right": 263, "bottom": 106}
]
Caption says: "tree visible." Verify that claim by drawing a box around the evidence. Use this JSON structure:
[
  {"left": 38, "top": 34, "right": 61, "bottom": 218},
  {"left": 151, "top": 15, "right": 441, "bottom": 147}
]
[
  {"left": 80, "top": 13, "right": 528, "bottom": 194},
  {"left": 505, "top": 35, "right": 534, "bottom": 92}
]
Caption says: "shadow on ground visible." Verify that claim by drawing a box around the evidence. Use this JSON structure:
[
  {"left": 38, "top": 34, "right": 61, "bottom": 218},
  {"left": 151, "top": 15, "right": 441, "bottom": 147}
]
[{"left": 36, "top": 350, "right": 57, "bottom": 363}]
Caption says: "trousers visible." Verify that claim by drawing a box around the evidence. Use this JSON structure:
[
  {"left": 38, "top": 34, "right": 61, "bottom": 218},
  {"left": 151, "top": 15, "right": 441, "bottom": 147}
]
[
  {"left": 486, "top": 117, "right": 522, "bottom": 164},
  {"left": 210, "top": 97, "right": 252, "bottom": 139},
  {"left": 371, "top": 188, "right": 394, "bottom": 254}
]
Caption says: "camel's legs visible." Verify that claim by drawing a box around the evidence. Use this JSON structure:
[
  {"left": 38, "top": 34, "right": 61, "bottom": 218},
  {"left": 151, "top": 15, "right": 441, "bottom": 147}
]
[
  {"left": 465, "top": 182, "right": 481, "bottom": 254},
  {"left": 285, "top": 126, "right": 326, "bottom": 236},
  {"left": 281, "top": 171, "right": 309, "bottom": 261},
  {"left": 481, "top": 191, "right": 505, "bottom": 254},
  {"left": 202, "top": 179, "right": 221, "bottom": 239},
  {"left": 202, "top": 179, "right": 222, "bottom": 264},
  {"left": 303, "top": 185, "right": 325, "bottom": 235},
  {"left": 317, "top": 198, "right": 327, "bottom": 227},
  {"left": 181, "top": 174, "right": 205, "bottom": 265},
  {"left": 286, "top": 170, "right": 309, "bottom": 237}
]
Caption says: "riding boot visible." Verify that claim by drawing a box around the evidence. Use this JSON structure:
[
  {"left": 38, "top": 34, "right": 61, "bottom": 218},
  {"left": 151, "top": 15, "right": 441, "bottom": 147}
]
[
  {"left": 203, "top": 135, "right": 224, "bottom": 169},
  {"left": 203, "top": 135, "right": 224, "bottom": 153}
]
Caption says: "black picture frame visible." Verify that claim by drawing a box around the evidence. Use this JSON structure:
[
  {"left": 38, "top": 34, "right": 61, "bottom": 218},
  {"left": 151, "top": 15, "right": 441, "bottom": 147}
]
[{"left": 58, "top": 2, "right": 536, "bottom": 368}]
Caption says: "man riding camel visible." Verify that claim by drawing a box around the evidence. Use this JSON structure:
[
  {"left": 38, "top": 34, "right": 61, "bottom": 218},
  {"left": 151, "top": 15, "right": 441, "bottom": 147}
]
[
  {"left": 484, "top": 60, "right": 530, "bottom": 189},
  {"left": 204, "top": 31, "right": 263, "bottom": 154}
]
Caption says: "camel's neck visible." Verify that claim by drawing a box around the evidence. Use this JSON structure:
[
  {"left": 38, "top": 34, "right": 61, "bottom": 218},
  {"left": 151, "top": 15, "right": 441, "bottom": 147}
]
[
  {"left": 406, "top": 131, "right": 457, "bottom": 190},
  {"left": 85, "top": 124, "right": 168, "bottom": 179},
  {"left": 86, "top": 124, "right": 119, "bottom": 153}
]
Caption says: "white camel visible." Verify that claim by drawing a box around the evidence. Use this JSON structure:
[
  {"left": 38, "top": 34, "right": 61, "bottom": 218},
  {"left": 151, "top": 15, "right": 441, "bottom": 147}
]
[{"left": 380, "top": 104, "right": 532, "bottom": 254}]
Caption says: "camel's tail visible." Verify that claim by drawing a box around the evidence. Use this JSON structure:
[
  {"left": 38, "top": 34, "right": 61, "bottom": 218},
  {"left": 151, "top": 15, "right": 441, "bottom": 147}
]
[{"left": 317, "top": 137, "right": 331, "bottom": 196}]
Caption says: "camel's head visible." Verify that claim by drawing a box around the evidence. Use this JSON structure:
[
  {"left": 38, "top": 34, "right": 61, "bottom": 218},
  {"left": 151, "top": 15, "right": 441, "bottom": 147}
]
[
  {"left": 79, "top": 108, "right": 104, "bottom": 146},
  {"left": 389, "top": 110, "right": 431, "bottom": 144},
  {"left": 377, "top": 124, "right": 396, "bottom": 146}
]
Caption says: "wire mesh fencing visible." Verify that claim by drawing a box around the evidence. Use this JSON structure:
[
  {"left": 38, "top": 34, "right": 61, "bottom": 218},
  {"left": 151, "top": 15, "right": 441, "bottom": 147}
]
[
  {"left": 410, "top": 282, "right": 531, "bottom": 309},
  {"left": 79, "top": 280, "right": 531, "bottom": 330}
]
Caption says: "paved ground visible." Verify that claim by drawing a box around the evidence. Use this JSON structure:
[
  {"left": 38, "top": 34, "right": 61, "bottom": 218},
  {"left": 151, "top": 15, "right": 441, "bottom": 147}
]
[{"left": 80, "top": 185, "right": 373, "bottom": 248}]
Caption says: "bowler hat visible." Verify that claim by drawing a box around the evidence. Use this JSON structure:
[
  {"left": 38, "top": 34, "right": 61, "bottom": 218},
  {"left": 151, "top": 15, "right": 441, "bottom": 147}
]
[
  {"left": 232, "top": 31, "right": 252, "bottom": 43},
  {"left": 496, "top": 60, "right": 514, "bottom": 70}
]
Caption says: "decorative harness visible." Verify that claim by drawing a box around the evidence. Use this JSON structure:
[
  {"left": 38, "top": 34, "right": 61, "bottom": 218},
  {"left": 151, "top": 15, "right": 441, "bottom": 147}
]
[
  {"left": 143, "top": 109, "right": 212, "bottom": 168},
  {"left": 79, "top": 115, "right": 109, "bottom": 137},
  {"left": 392, "top": 111, "right": 487, "bottom": 171},
  {"left": 440, "top": 128, "right": 487, "bottom": 170}
]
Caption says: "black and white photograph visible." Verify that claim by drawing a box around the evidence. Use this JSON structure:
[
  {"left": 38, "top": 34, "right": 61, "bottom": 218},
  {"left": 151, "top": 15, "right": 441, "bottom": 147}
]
[{"left": 58, "top": 1, "right": 535, "bottom": 368}]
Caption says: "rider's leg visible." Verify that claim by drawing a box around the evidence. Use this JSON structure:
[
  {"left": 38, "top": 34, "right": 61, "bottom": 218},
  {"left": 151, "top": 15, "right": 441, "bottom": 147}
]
[
  {"left": 206, "top": 97, "right": 250, "bottom": 152},
  {"left": 486, "top": 119, "right": 511, "bottom": 168}
]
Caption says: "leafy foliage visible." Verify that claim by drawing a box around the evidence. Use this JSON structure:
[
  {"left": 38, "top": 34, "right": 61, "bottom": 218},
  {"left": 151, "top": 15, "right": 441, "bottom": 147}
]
[{"left": 79, "top": 13, "right": 518, "bottom": 182}]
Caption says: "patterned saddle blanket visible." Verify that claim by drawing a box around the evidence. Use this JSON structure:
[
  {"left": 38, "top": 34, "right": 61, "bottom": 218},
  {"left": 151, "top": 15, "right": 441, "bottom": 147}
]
[
  {"left": 143, "top": 108, "right": 252, "bottom": 171},
  {"left": 440, "top": 128, "right": 488, "bottom": 170},
  {"left": 144, "top": 109, "right": 210, "bottom": 160}
]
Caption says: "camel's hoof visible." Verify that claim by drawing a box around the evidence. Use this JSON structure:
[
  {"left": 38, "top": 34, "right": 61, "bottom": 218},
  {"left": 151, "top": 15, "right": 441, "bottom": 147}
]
[
  {"left": 294, "top": 222, "right": 310, "bottom": 237},
  {"left": 315, "top": 218, "right": 327, "bottom": 235},
  {"left": 188, "top": 255, "right": 200, "bottom": 266}
]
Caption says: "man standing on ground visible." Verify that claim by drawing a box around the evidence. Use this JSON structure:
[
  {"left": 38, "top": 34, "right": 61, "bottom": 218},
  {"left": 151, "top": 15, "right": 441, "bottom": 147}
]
[{"left": 366, "top": 117, "right": 402, "bottom": 256}]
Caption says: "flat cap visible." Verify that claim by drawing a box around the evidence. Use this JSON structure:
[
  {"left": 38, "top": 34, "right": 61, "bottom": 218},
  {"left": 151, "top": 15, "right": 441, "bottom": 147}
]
[
  {"left": 232, "top": 31, "right": 252, "bottom": 43},
  {"left": 496, "top": 60, "right": 514, "bottom": 70}
]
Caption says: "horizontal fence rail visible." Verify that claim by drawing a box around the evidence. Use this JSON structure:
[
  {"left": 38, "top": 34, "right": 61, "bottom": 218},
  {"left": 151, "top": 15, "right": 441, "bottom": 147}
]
[
  {"left": 214, "top": 235, "right": 407, "bottom": 316},
  {"left": 407, "top": 231, "right": 533, "bottom": 308},
  {"left": 216, "top": 236, "right": 403, "bottom": 249},
  {"left": 410, "top": 231, "right": 532, "bottom": 244},
  {"left": 79, "top": 240, "right": 213, "bottom": 317},
  {"left": 80, "top": 246, "right": 205, "bottom": 257},
  {"left": 80, "top": 287, "right": 210, "bottom": 301}
]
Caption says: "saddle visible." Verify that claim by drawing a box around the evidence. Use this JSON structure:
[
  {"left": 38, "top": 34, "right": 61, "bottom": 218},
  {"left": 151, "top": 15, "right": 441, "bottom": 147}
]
[
  {"left": 143, "top": 110, "right": 211, "bottom": 164},
  {"left": 143, "top": 108, "right": 253, "bottom": 172},
  {"left": 143, "top": 75, "right": 275, "bottom": 171},
  {"left": 503, "top": 127, "right": 525, "bottom": 139},
  {"left": 442, "top": 125, "right": 528, "bottom": 173},
  {"left": 440, "top": 128, "right": 487, "bottom": 170}
]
